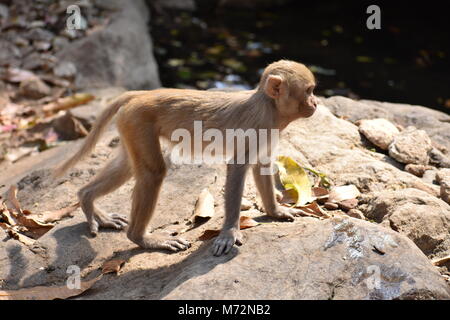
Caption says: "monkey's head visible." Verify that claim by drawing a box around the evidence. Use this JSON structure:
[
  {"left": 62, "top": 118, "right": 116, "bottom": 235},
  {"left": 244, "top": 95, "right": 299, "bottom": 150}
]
[{"left": 260, "top": 60, "right": 318, "bottom": 119}]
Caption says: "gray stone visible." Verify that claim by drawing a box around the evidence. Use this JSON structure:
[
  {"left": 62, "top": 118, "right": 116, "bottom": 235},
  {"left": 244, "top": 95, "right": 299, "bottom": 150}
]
[
  {"left": 57, "top": 0, "right": 160, "bottom": 90},
  {"left": 359, "top": 188, "right": 450, "bottom": 258},
  {"left": 388, "top": 127, "right": 433, "bottom": 165},
  {"left": 358, "top": 118, "right": 400, "bottom": 150}
]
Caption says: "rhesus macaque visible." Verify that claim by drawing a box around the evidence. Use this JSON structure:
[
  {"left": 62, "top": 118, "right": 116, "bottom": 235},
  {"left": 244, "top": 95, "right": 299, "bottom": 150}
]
[{"left": 54, "top": 60, "right": 318, "bottom": 256}]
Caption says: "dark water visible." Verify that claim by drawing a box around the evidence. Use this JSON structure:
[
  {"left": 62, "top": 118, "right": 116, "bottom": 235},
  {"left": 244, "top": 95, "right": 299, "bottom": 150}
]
[{"left": 150, "top": 1, "right": 450, "bottom": 113}]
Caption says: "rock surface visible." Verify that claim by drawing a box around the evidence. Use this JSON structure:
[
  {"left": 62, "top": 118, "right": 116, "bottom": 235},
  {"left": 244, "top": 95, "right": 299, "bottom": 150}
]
[
  {"left": 57, "top": 0, "right": 160, "bottom": 90},
  {"left": 388, "top": 127, "right": 433, "bottom": 165},
  {"left": 1, "top": 94, "right": 449, "bottom": 299},
  {"left": 359, "top": 189, "right": 450, "bottom": 259},
  {"left": 321, "top": 96, "right": 450, "bottom": 151},
  {"left": 358, "top": 118, "right": 399, "bottom": 150}
]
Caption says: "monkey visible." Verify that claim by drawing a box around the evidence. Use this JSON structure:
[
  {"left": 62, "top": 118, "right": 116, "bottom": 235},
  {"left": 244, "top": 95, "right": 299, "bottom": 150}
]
[{"left": 54, "top": 60, "right": 318, "bottom": 256}]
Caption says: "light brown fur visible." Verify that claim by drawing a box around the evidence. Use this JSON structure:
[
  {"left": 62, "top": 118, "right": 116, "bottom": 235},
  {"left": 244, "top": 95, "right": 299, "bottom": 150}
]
[{"left": 54, "top": 60, "right": 317, "bottom": 255}]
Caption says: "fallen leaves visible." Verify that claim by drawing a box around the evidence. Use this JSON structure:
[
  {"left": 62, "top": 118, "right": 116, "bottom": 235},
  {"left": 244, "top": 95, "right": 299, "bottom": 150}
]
[
  {"left": 42, "top": 93, "right": 95, "bottom": 114},
  {"left": 101, "top": 259, "right": 127, "bottom": 275},
  {"left": 431, "top": 255, "right": 450, "bottom": 266},
  {"left": 198, "top": 216, "right": 260, "bottom": 241},
  {"left": 192, "top": 188, "right": 215, "bottom": 221},
  {"left": 328, "top": 185, "right": 361, "bottom": 203},
  {"left": 275, "top": 156, "right": 315, "bottom": 206},
  {"left": 32, "top": 202, "right": 80, "bottom": 223},
  {"left": 0, "top": 185, "right": 79, "bottom": 247},
  {"left": 273, "top": 156, "right": 362, "bottom": 220},
  {"left": 0, "top": 275, "right": 102, "bottom": 300}
]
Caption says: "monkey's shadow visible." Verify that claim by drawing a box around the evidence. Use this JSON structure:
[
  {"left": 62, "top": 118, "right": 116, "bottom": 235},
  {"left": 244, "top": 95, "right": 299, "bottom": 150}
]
[{"left": 83, "top": 238, "right": 238, "bottom": 299}]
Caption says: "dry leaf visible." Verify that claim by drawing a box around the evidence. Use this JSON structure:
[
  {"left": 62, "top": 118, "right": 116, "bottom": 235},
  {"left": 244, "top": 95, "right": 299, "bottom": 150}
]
[
  {"left": 14, "top": 214, "right": 54, "bottom": 238},
  {"left": 32, "top": 202, "right": 79, "bottom": 223},
  {"left": 1, "top": 224, "right": 36, "bottom": 246},
  {"left": 278, "top": 189, "right": 298, "bottom": 205},
  {"left": 198, "top": 216, "right": 259, "bottom": 240},
  {"left": 312, "top": 187, "right": 329, "bottom": 201},
  {"left": 192, "top": 188, "right": 215, "bottom": 221},
  {"left": 276, "top": 156, "right": 314, "bottom": 206},
  {"left": 7, "top": 185, "right": 22, "bottom": 214},
  {"left": 328, "top": 185, "right": 361, "bottom": 203},
  {"left": 101, "top": 259, "right": 126, "bottom": 274},
  {"left": 240, "top": 198, "right": 253, "bottom": 210},
  {"left": 297, "top": 201, "right": 330, "bottom": 218},
  {"left": 42, "top": 93, "right": 95, "bottom": 114},
  {"left": 432, "top": 255, "right": 450, "bottom": 266},
  {"left": 239, "top": 216, "right": 259, "bottom": 229},
  {"left": 0, "top": 207, "right": 16, "bottom": 225},
  {"left": 0, "top": 275, "right": 102, "bottom": 300}
]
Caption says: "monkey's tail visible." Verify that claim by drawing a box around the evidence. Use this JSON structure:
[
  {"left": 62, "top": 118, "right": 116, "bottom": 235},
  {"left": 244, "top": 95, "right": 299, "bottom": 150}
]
[{"left": 53, "top": 93, "right": 134, "bottom": 178}]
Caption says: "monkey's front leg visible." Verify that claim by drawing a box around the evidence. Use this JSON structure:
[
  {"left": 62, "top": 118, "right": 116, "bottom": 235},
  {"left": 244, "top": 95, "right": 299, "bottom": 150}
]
[
  {"left": 252, "top": 164, "right": 297, "bottom": 221},
  {"left": 212, "top": 163, "right": 248, "bottom": 256}
]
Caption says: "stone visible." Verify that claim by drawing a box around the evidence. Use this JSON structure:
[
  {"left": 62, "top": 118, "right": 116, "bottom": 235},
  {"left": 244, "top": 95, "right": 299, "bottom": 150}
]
[
  {"left": 429, "top": 148, "right": 450, "bottom": 168},
  {"left": 19, "top": 77, "right": 51, "bottom": 99},
  {"left": 437, "top": 169, "right": 450, "bottom": 205},
  {"left": 321, "top": 96, "right": 450, "bottom": 152},
  {"left": 240, "top": 197, "right": 253, "bottom": 210},
  {"left": 358, "top": 118, "right": 400, "bottom": 150},
  {"left": 324, "top": 202, "right": 339, "bottom": 210},
  {"left": 405, "top": 164, "right": 432, "bottom": 177},
  {"left": 338, "top": 198, "right": 358, "bottom": 211},
  {"left": 388, "top": 126, "right": 433, "bottom": 165},
  {"left": 346, "top": 209, "right": 365, "bottom": 219},
  {"left": 57, "top": 0, "right": 160, "bottom": 90},
  {"left": 359, "top": 188, "right": 450, "bottom": 258},
  {"left": 53, "top": 61, "right": 77, "bottom": 79}
]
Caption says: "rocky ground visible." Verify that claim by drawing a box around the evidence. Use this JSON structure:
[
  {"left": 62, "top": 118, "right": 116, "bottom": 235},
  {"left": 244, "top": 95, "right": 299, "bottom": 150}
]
[{"left": 0, "top": 0, "right": 449, "bottom": 300}]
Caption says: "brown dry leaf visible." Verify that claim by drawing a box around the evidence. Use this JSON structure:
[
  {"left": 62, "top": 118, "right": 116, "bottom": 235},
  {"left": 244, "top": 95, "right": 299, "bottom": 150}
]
[
  {"left": 328, "top": 185, "right": 360, "bottom": 203},
  {"left": 312, "top": 187, "right": 329, "bottom": 201},
  {"left": 101, "top": 259, "right": 126, "bottom": 275},
  {"left": 181, "top": 189, "right": 215, "bottom": 233},
  {"left": 297, "top": 201, "right": 330, "bottom": 218},
  {"left": 32, "top": 202, "right": 79, "bottom": 223},
  {"left": 198, "top": 216, "right": 259, "bottom": 241},
  {"left": 14, "top": 214, "right": 54, "bottom": 239},
  {"left": 42, "top": 93, "right": 95, "bottom": 114},
  {"left": 432, "top": 255, "right": 450, "bottom": 266},
  {"left": 1, "top": 224, "right": 36, "bottom": 247},
  {"left": 0, "top": 206, "right": 16, "bottom": 225},
  {"left": 192, "top": 188, "right": 215, "bottom": 221},
  {"left": 239, "top": 216, "right": 259, "bottom": 229},
  {"left": 7, "top": 185, "right": 22, "bottom": 214},
  {"left": 0, "top": 275, "right": 102, "bottom": 300}
]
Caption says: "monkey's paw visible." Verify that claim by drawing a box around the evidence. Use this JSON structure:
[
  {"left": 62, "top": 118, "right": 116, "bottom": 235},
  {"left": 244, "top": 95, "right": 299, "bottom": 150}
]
[
  {"left": 267, "top": 207, "right": 296, "bottom": 221},
  {"left": 90, "top": 213, "right": 129, "bottom": 235},
  {"left": 212, "top": 228, "right": 243, "bottom": 256},
  {"left": 135, "top": 235, "right": 191, "bottom": 252}
]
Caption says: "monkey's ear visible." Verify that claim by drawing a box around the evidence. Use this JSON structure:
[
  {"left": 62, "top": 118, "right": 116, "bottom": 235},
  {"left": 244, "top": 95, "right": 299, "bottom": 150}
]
[{"left": 264, "top": 75, "right": 284, "bottom": 99}]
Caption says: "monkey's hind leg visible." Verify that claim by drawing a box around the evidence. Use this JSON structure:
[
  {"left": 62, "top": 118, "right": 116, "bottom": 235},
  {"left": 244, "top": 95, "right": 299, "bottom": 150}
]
[
  {"left": 122, "top": 126, "right": 190, "bottom": 252},
  {"left": 78, "top": 148, "right": 131, "bottom": 235}
]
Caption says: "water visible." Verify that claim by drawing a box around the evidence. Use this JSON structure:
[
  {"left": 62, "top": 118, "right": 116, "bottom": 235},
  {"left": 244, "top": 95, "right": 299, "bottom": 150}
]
[{"left": 150, "top": 2, "right": 450, "bottom": 113}]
